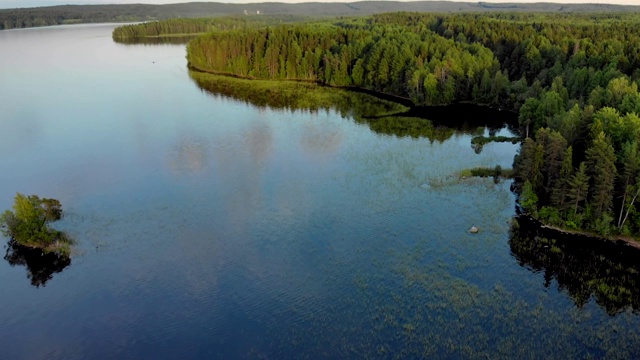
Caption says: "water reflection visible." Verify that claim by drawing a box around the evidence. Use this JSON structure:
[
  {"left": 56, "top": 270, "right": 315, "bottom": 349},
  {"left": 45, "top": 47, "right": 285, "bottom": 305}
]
[
  {"left": 510, "top": 216, "right": 640, "bottom": 315},
  {"left": 168, "top": 136, "right": 211, "bottom": 174},
  {"left": 299, "top": 122, "right": 343, "bottom": 159},
  {"left": 189, "top": 71, "right": 402, "bottom": 117},
  {"left": 244, "top": 122, "right": 274, "bottom": 167},
  {"left": 367, "top": 116, "right": 455, "bottom": 141},
  {"left": 4, "top": 240, "right": 71, "bottom": 288},
  {"left": 189, "top": 71, "right": 513, "bottom": 143}
]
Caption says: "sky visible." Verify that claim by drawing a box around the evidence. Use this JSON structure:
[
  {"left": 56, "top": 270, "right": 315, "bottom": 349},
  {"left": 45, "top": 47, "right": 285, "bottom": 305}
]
[{"left": 1, "top": 0, "right": 639, "bottom": 9}]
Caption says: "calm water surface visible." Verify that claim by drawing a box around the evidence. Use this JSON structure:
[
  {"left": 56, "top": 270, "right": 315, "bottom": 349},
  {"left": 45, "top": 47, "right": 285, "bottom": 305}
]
[{"left": 1, "top": 24, "right": 640, "bottom": 359}]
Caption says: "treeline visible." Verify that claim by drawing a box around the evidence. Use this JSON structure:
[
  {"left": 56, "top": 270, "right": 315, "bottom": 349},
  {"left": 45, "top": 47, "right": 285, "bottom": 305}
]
[
  {"left": 4, "top": 2, "right": 639, "bottom": 30},
  {"left": 187, "top": 20, "right": 502, "bottom": 106},
  {"left": 186, "top": 12, "right": 640, "bottom": 236},
  {"left": 429, "top": 13, "right": 640, "bottom": 235},
  {"left": 0, "top": 4, "right": 158, "bottom": 29},
  {"left": 112, "top": 16, "right": 310, "bottom": 39}
]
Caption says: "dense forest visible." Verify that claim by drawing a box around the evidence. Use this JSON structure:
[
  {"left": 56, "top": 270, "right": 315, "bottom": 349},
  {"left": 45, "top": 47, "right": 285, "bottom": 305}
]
[
  {"left": 112, "top": 16, "right": 310, "bottom": 39},
  {"left": 183, "top": 12, "right": 640, "bottom": 237},
  {"left": 3, "top": 1, "right": 640, "bottom": 30}
]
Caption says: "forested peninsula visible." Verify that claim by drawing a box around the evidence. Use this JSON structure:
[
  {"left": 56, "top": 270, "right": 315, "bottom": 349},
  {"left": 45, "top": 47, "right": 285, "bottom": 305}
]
[{"left": 179, "top": 12, "right": 640, "bottom": 239}]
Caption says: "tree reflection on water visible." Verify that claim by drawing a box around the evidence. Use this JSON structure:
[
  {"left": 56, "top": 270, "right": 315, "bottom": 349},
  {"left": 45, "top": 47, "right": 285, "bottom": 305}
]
[
  {"left": 510, "top": 216, "right": 640, "bottom": 315},
  {"left": 4, "top": 240, "right": 70, "bottom": 287},
  {"left": 188, "top": 71, "right": 515, "bottom": 142}
]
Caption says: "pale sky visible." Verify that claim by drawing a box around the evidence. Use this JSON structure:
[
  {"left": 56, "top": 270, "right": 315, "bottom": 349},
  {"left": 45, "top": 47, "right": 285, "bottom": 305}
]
[{"left": 1, "top": 0, "right": 639, "bottom": 9}]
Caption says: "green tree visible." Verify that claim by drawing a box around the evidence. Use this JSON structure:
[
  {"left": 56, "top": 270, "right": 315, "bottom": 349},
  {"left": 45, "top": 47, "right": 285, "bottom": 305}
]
[
  {"left": 0, "top": 193, "right": 71, "bottom": 256},
  {"left": 586, "top": 132, "right": 617, "bottom": 219},
  {"left": 567, "top": 162, "right": 589, "bottom": 216},
  {"left": 519, "top": 98, "right": 541, "bottom": 138},
  {"left": 520, "top": 180, "right": 539, "bottom": 214},
  {"left": 541, "top": 129, "right": 568, "bottom": 197},
  {"left": 551, "top": 146, "right": 573, "bottom": 209},
  {"left": 618, "top": 140, "right": 640, "bottom": 229}
]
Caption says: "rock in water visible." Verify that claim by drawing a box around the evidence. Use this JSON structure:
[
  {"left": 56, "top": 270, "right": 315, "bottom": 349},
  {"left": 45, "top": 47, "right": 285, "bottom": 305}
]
[{"left": 469, "top": 226, "right": 479, "bottom": 234}]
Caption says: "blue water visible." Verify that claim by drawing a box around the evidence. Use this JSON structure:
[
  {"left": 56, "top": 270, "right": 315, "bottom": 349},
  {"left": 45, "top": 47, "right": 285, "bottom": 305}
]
[{"left": 1, "top": 24, "right": 639, "bottom": 359}]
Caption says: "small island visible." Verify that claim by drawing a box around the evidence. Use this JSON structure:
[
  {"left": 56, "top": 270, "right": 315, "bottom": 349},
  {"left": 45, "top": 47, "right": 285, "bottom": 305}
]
[{"left": 0, "top": 193, "right": 72, "bottom": 257}]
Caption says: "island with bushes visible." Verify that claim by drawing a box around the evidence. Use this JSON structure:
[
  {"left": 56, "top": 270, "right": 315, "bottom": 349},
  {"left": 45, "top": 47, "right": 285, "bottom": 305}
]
[{"left": 0, "top": 193, "right": 72, "bottom": 257}]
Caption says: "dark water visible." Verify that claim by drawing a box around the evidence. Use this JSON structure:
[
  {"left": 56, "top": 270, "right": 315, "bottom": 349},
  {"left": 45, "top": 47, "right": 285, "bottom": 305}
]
[{"left": 1, "top": 24, "right": 640, "bottom": 359}]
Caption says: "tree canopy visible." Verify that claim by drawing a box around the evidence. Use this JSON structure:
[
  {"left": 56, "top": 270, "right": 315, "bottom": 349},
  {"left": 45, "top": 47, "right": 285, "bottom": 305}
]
[
  {"left": 4, "top": 2, "right": 639, "bottom": 30},
  {"left": 0, "top": 193, "right": 72, "bottom": 256},
  {"left": 184, "top": 12, "right": 640, "bottom": 236}
]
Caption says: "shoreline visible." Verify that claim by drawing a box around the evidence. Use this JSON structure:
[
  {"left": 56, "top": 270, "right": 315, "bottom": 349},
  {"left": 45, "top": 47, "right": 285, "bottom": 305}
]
[
  {"left": 186, "top": 64, "right": 518, "bottom": 127},
  {"left": 187, "top": 68, "right": 640, "bottom": 254},
  {"left": 517, "top": 214, "right": 640, "bottom": 252}
]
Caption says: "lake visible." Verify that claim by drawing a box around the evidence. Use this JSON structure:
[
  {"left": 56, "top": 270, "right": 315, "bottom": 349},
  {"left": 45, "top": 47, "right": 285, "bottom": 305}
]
[{"left": 1, "top": 24, "right": 640, "bottom": 359}]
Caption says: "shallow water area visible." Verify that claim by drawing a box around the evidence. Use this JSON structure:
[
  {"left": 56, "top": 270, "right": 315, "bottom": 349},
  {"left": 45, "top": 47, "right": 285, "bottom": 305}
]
[{"left": 1, "top": 24, "right": 640, "bottom": 359}]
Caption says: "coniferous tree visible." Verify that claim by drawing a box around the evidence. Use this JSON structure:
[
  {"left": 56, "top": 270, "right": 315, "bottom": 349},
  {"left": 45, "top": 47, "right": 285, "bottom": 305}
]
[
  {"left": 542, "top": 130, "right": 568, "bottom": 198},
  {"left": 567, "top": 162, "right": 590, "bottom": 217},
  {"left": 586, "top": 131, "right": 617, "bottom": 220},
  {"left": 179, "top": 12, "right": 640, "bottom": 236},
  {"left": 551, "top": 146, "right": 573, "bottom": 209},
  {"left": 618, "top": 140, "right": 640, "bottom": 229}
]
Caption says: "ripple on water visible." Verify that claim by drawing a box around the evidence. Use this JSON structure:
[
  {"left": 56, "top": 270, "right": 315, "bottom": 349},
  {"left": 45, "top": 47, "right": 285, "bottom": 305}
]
[{"left": 1, "top": 24, "right": 640, "bottom": 359}]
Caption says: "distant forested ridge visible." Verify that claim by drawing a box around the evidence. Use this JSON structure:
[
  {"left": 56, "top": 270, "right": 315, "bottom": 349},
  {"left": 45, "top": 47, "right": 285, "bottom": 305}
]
[
  {"left": 3, "top": 1, "right": 640, "bottom": 30},
  {"left": 186, "top": 12, "right": 640, "bottom": 237},
  {"left": 112, "top": 16, "right": 310, "bottom": 40}
]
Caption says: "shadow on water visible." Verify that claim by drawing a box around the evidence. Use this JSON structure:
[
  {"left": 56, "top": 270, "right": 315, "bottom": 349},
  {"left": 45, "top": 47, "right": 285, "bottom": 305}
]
[
  {"left": 398, "top": 103, "right": 518, "bottom": 132},
  {"left": 189, "top": 71, "right": 516, "bottom": 142},
  {"left": 4, "top": 240, "right": 71, "bottom": 287},
  {"left": 510, "top": 216, "right": 640, "bottom": 315}
]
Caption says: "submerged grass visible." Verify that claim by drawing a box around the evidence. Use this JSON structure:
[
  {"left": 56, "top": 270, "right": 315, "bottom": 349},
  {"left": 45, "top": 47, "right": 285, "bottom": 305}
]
[
  {"left": 189, "top": 71, "right": 406, "bottom": 117},
  {"left": 471, "top": 135, "right": 520, "bottom": 146},
  {"left": 459, "top": 166, "right": 514, "bottom": 180},
  {"left": 183, "top": 69, "right": 639, "bottom": 359}
]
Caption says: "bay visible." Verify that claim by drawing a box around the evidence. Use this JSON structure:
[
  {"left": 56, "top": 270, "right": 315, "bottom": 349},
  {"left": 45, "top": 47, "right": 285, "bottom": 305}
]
[{"left": 1, "top": 24, "right": 639, "bottom": 359}]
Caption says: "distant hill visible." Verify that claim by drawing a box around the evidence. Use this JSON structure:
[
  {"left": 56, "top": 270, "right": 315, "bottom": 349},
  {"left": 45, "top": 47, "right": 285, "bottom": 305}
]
[{"left": 2, "top": 1, "right": 640, "bottom": 30}]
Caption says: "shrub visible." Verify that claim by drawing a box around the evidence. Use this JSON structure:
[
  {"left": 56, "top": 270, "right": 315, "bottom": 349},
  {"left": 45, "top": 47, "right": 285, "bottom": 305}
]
[{"left": 0, "top": 193, "right": 72, "bottom": 256}]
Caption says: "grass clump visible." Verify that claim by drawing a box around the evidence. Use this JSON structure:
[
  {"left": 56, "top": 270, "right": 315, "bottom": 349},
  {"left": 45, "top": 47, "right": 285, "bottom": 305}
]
[
  {"left": 471, "top": 135, "right": 520, "bottom": 146},
  {"left": 460, "top": 165, "right": 513, "bottom": 181}
]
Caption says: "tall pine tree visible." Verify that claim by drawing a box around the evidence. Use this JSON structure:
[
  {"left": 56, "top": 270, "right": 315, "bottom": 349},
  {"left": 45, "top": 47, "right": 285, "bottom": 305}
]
[{"left": 586, "top": 131, "right": 617, "bottom": 220}]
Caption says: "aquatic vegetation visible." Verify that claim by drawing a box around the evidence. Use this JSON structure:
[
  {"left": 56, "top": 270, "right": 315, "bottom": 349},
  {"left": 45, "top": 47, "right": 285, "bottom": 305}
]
[
  {"left": 272, "top": 212, "right": 640, "bottom": 358},
  {"left": 189, "top": 71, "right": 405, "bottom": 118},
  {"left": 470, "top": 135, "right": 520, "bottom": 146},
  {"left": 459, "top": 166, "right": 514, "bottom": 182},
  {"left": 471, "top": 135, "right": 520, "bottom": 154},
  {"left": 6, "top": 20, "right": 640, "bottom": 358},
  {"left": 365, "top": 116, "right": 455, "bottom": 142},
  {"left": 189, "top": 71, "right": 514, "bottom": 145}
]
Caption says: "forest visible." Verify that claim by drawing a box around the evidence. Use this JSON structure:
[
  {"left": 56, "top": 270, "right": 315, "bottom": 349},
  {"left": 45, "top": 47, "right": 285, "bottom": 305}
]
[
  {"left": 182, "top": 12, "right": 640, "bottom": 237},
  {"left": 112, "top": 16, "right": 311, "bottom": 39},
  {"left": 2, "top": 1, "right": 639, "bottom": 30}
]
